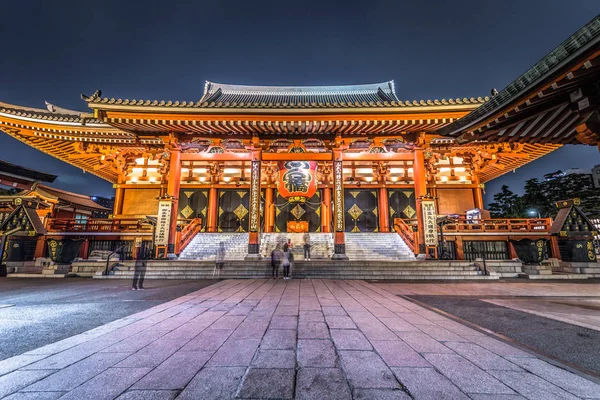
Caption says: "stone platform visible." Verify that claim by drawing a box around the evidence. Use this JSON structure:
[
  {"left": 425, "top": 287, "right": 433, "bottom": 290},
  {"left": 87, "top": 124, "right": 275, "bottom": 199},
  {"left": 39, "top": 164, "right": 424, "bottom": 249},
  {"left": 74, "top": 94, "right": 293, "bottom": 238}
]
[
  {"left": 89, "top": 259, "right": 502, "bottom": 280},
  {"left": 1, "top": 279, "right": 599, "bottom": 399}
]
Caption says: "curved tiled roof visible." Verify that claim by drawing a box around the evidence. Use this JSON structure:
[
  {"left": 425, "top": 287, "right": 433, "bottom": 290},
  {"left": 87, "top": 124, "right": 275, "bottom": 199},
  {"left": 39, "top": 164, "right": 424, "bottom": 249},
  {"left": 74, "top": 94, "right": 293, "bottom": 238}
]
[
  {"left": 83, "top": 81, "right": 489, "bottom": 110},
  {"left": 0, "top": 101, "right": 102, "bottom": 124},
  {"left": 439, "top": 15, "right": 600, "bottom": 137}
]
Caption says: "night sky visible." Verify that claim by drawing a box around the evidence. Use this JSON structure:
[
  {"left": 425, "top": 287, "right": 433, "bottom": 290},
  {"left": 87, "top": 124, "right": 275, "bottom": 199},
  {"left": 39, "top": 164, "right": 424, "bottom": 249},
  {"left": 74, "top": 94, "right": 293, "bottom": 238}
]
[{"left": 1, "top": 1, "right": 599, "bottom": 203}]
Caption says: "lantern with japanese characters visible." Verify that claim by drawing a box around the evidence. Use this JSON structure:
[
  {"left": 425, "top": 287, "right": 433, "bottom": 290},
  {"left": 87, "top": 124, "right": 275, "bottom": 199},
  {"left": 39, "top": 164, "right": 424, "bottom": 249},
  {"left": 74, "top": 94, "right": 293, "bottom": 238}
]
[{"left": 277, "top": 161, "right": 318, "bottom": 202}]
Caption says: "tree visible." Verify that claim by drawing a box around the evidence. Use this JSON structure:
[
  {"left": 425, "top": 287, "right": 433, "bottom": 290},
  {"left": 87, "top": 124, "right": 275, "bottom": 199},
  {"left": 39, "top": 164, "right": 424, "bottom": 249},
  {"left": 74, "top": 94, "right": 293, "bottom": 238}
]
[
  {"left": 521, "top": 178, "right": 552, "bottom": 217},
  {"left": 488, "top": 185, "right": 525, "bottom": 218}
]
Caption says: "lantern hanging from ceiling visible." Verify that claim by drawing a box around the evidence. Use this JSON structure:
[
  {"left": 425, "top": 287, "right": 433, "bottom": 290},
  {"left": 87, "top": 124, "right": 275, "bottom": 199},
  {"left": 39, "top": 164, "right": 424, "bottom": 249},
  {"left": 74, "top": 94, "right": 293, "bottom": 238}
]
[{"left": 277, "top": 161, "right": 318, "bottom": 202}]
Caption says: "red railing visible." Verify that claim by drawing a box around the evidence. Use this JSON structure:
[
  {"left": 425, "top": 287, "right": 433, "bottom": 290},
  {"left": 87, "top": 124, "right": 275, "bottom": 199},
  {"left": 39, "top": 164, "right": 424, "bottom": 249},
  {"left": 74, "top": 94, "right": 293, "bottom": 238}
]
[
  {"left": 176, "top": 218, "right": 202, "bottom": 253},
  {"left": 443, "top": 218, "right": 552, "bottom": 233},
  {"left": 47, "top": 218, "right": 153, "bottom": 233},
  {"left": 393, "top": 218, "right": 419, "bottom": 254}
]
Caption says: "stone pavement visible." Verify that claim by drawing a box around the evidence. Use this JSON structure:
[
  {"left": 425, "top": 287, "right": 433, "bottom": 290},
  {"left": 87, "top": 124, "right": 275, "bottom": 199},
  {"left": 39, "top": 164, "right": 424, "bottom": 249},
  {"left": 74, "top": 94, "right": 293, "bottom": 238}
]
[{"left": 1, "top": 279, "right": 600, "bottom": 399}]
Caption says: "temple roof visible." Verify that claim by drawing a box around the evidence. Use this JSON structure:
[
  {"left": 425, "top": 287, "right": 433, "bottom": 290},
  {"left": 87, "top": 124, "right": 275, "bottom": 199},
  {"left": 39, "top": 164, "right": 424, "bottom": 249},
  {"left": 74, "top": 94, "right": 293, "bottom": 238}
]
[
  {"left": 198, "top": 81, "right": 400, "bottom": 108},
  {"left": 0, "top": 160, "right": 57, "bottom": 183},
  {"left": 0, "top": 101, "right": 102, "bottom": 125},
  {"left": 439, "top": 15, "right": 600, "bottom": 140},
  {"left": 83, "top": 81, "right": 489, "bottom": 111}
]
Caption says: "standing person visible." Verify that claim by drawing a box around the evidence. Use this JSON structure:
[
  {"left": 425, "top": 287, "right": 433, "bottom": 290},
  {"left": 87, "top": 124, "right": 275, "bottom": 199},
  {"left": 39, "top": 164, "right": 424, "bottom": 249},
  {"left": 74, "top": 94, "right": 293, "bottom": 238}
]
[
  {"left": 303, "top": 235, "right": 312, "bottom": 261},
  {"left": 132, "top": 245, "right": 146, "bottom": 290},
  {"left": 281, "top": 243, "right": 293, "bottom": 279},
  {"left": 214, "top": 242, "right": 225, "bottom": 278},
  {"left": 271, "top": 244, "right": 282, "bottom": 279}
]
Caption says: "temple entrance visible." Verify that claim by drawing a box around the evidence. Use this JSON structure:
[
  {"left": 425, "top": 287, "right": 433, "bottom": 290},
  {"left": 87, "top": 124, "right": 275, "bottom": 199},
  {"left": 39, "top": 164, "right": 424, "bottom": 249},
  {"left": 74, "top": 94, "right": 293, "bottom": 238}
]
[
  {"left": 218, "top": 189, "right": 250, "bottom": 232},
  {"left": 388, "top": 189, "right": 417, "bottom": 225},
  {"left": 178, "top": 189, "right": 209, "bottom": 230},
  {"left": 344, "top": 189, "right": 378, "bottom": 232},
  {"left": 274, "top": 190, "right": 321, "bottom": 233}
]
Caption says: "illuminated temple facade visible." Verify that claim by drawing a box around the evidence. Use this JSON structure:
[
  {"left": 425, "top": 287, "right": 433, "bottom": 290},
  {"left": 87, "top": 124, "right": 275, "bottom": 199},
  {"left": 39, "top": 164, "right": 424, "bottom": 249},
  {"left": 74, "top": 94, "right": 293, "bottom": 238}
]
[{"left": 0, "top": 16, "right": 599, "bottom": 263}]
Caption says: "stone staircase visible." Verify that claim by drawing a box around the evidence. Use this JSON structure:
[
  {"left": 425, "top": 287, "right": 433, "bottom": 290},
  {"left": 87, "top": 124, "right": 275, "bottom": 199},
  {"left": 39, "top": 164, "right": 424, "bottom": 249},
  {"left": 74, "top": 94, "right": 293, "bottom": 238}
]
[
  {"left": 93, "top": 259, "right": 498, "bottom": 280},
  {"left": 260, "top": 233, "right": 334, "bottom": 259},
  {"left": 179, "top": 233, "right": 248, "bottom": 260},
  {"left": 345, "top": 233, "right": 415, "bottom": 261}
]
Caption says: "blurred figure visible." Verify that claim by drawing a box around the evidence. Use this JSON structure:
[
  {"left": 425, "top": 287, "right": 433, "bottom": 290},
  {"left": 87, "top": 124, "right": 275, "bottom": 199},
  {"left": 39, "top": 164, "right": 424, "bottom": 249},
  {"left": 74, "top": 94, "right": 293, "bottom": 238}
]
[
  {"left": 271, "top": 244, "right": 282, "bottom": 279},
  {"left": 303, "top": 234, "right": 312, "bottom": 261},
  {"left": 214, "top": 241, "right": 225, "bottom": 278},
  {"left": 282, "top": 243, "right": 293, "bottom": 279},
  {"left": 132, "top": 246, "right": 146, "bottom": 290}
]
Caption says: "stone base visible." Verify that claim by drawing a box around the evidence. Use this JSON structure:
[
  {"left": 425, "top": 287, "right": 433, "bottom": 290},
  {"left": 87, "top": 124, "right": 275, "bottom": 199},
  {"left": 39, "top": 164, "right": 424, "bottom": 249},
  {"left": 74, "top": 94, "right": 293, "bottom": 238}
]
[
  {"left": 331, "top": 253, "right": 349, "bottom": 260},
  {"left": 245, "top": 253, "right": 263, "bottom": 261},
  {"left": 42, "top": 264, "right": 71, "bottom": 275}
]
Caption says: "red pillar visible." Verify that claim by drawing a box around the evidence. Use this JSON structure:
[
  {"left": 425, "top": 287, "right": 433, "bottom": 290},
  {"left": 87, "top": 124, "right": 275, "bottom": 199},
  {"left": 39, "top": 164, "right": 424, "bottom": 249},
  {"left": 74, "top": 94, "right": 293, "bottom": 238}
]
[
  {"left": 207, "top": 187, "right": 218, "bottom": 233},
  {"left": 473, "top": 175, "right": 484, "bottom": 210},
  {"left": 378, "top": 187, "right": 389, "bottom": 232},
  {"left": 34, "top": 236, "right": 46, "bottom": 259},
  {"left": 414, "top": 148, "right": 427, "bottom": 254},
  {"left": 322, "top": 187, "right": 331, "bottom": 233},
  {"left": 264, "top": 186, "right": 274, "bottom": 233},
  {"left": 167, "top": 150, "right": 181, "bottom": 254},
  {"left": 112, "top": 174, "right": 125, "bottom": 216}
]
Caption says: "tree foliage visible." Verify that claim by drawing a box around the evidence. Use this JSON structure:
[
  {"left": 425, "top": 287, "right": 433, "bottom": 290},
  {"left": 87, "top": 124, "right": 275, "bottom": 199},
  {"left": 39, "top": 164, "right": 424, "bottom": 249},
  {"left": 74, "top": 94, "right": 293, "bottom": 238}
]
[{"left": 488, "top": 172, "right": 600, "bottom": 219}]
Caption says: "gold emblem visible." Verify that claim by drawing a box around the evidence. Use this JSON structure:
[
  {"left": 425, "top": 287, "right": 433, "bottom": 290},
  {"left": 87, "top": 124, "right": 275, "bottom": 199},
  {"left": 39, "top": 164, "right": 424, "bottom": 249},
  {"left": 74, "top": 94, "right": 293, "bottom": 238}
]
[
  {"left": 233, "top": 204, "right": 248, "bottom": 220},
  {"left": 348, "top": 204, "right": 363, "bottom": 220},
  {"left": 291, "top": 204, "right": 306, "bottom": 220},
  {"left": 14, "top": 198, "right": 22, "bottom": 206}
]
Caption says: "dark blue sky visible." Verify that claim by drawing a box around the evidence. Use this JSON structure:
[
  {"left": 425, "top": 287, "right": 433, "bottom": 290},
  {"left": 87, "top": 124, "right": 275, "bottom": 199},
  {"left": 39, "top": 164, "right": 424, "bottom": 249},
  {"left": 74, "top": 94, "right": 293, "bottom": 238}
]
[{"left": 1, "top": 0, "right": 599, "bottom": 202}]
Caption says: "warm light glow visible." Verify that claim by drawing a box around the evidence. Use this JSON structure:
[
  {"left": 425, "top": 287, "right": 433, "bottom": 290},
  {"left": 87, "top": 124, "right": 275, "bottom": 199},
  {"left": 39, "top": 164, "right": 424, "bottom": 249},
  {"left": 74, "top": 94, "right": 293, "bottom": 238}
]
[
  {"left": 149, "top": 177, "right": 156, "bottom": 183},
  {"left": 454, "top": 167, "right": 466, "bottom": 172},
  {"left": 199, "top": 177, "right": 206, "bottom": 182},
  {"left": 181, "top": 168, "right": 189, "bottom": 173},
  {"left": 130, "top": 177, "right": 138, "bottom": 183},
  {"left": 135, "top": 157, "right": 145, "bottom": 164},
  {"left": 365, "top": 177, "right": 373, "bottom": 182},
  {"left": 131, "top": 167, "right": 144, "bottom": 173},
  {"left": 391, "top": 176, "right": 398, "bottom": 182},
  {"left": 408, "top": 168, "right": 414, "bottom": 173},
  {"left": 390, "top": 168, "right": 404, "bottom": 174},
  {"left": 459, "top": 176, "right": 467, "bottom": 182},
  {"left": 192, "top": 168, "right": 207, "bottom": 173},
  {"left": 343, "top": 168, "right": 352, "bottom": 174},
  {"left": 439, "top": 167, "right": 451, "bottom": 173},
  {"left": 223, "top": 168, "right": 239, "bottom": 174},
  {"left": 356, "top": 168, "right": 373, "bottom": 174},
  {"left": 440, "top": 176, "right": 448, "bottom": 183},
  {"left": 223, "top": 177, "right": 231, "bottom": 182}
]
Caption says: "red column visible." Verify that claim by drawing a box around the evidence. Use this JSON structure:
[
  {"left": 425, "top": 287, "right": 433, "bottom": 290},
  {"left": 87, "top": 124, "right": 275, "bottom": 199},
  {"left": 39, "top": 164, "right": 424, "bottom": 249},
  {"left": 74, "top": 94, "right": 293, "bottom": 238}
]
[
  {"left": 322, "top": 187, "right": 331, "bottom": 233},
  {"left": 414, "top": 148, "right": 426, "bottom": 254},
  {"left": 112, "top": 174, "right": 125, "bottom": 216},
  {"left": 378, "top": 187, "right": 389, "bottom": 232},
  {"left": 207, "top": 187, "right": 218, "bottom": 233},
  {"left": 34, "top": 236, "right": 46, "bottom": 259},
  {"left": 167, "top": 150, "right": 181, "bottom": 254},
  {"left": 264, "top": 186, "right": 274, "bottom": 233},
  {"left": 473, "top": 175, "right": 484, "bottom": 210}
]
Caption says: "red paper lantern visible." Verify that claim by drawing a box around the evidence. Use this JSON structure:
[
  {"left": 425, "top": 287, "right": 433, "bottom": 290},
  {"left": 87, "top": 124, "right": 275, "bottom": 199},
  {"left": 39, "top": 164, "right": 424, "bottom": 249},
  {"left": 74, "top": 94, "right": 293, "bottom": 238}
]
[{"left": 277, "top": 161, "right": 318, "bottom": 200}]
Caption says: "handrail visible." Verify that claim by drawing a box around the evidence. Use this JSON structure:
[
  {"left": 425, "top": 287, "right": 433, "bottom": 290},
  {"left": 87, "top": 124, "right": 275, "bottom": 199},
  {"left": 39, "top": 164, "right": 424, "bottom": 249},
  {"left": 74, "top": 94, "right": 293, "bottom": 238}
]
[
  {"left": 443, "top": 218, "right": 552, "bottom": 233},
  {"left": 47, "top": 218, "right": 153, "bottom": 233},
  {"left": 177, "top": 218, "right": 202, "bottom": 254},
  {"left": 393, "top": 218, "right": 419, "bottom": 254}
]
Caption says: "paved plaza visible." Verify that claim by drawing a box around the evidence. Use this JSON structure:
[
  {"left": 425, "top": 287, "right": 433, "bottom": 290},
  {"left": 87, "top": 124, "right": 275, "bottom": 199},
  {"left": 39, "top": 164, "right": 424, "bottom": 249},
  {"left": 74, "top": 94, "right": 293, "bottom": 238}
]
[{"left": 1, "top": 279, "right": 600, "bottom": 399}]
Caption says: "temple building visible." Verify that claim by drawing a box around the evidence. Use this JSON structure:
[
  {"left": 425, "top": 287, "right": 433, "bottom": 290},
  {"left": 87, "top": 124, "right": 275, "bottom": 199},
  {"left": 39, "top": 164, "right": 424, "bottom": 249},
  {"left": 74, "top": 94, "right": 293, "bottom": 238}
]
[{"left": 0, "top": 16, "right": 599, "bottom": 267}]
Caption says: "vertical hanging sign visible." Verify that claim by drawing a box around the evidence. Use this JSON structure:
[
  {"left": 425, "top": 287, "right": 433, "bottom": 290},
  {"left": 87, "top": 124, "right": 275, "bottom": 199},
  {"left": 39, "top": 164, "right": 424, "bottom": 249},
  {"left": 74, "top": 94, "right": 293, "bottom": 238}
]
[
  {"left": 422, "top": 200, "right": 437, "bottom": 246},
  {"left": 249, "top": 160, "right": 261, "bottom": 232},
  {"left": 333, "top": 160, "right": 344, "bottom": 232},
  {"left": 155, "top": 200, "right": 171, "bottom": 246}
]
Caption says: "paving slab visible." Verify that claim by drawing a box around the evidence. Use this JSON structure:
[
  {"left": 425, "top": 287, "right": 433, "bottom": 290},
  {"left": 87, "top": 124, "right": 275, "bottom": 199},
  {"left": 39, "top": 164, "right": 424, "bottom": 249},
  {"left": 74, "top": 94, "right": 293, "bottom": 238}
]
[
  {"left": 338, "top": 350, "right": 399, "bottom": 389},
  {"left": 371, "top": 340, "right": 431, "bottom": 367},
  {"left": 236, "top": 368, "right": 295, "bottom": 399},
  {"left": 57, "top": 367, "right": 151, "bottom": 400},
  {"left": 115, "top": 390, "right": 179, "bottom": 400},
  {"left": 330, "top": 329, "right": 372, "bottom": 350},
  {"left": 297, "top": 339, "right": 338, "bottom": 368},
  {"left": 261, "top": 329, "right": 297, "bottom": 349},
  {"left": 252, "top": 349, "right": 296, "bottom": 368},
  {"left": 177, "top": 366, "right": 245, "bottom": 400},
  {"left": 352, "top": 388, "right": 411, "bottom": 400},
  {"left": 132, "top": 350, "right": 213, "bottom": 389},
  {"left": 295, "top": 367, "right": 352, "bottom": 400},
  {"left": 391, "top": 367, "right": 469, "bottom": 400},
  {"left": 423, "top": 353, "right": 516, "bottom": 395}
]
